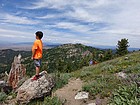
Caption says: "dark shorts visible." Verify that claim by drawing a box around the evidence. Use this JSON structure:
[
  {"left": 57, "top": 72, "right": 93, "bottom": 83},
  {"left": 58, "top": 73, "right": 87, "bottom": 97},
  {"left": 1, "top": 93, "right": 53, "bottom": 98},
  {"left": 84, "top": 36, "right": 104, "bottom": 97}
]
[{"left": 34, "top": 59, "right": 41, "bottom": 67}]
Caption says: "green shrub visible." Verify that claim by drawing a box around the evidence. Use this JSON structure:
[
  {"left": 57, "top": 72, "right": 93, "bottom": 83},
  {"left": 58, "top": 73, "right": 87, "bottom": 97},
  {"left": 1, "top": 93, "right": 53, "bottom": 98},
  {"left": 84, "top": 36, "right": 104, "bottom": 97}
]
[
  {"left": 53, "top": 72, "right": 71, "bottom": 91},
  {"left": 82, "top": 82, "right": 101, "bottom": 99},
  {"left": 28, "top": 96, "right": 62, "bottom": 105},
  {"left": 101, "top": 64, "right": 114, "bottom": 73},
  {"left": 0, "top": 92, "right": 7, "bottom": 102},
  {"left": 126, "top": 63, "right": 140, "bottom": 74},
  {"left": 82, "top": 75, "right": 121, "bottom": 99},
  {"left": 80, "top": 70, "right": 92, "bottom": 78},
  {"left": 109, "top": 83, "right": 140, "bottom": 105},
  {"left": 43, "top": 96, "right": 62, "bottom": 105}
]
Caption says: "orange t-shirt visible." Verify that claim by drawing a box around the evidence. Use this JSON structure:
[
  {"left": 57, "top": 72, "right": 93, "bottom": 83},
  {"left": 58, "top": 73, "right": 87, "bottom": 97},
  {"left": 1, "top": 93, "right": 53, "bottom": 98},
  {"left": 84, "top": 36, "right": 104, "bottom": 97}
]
[{"left": 32, "top": 39, "right": 43, "bottom": 59}]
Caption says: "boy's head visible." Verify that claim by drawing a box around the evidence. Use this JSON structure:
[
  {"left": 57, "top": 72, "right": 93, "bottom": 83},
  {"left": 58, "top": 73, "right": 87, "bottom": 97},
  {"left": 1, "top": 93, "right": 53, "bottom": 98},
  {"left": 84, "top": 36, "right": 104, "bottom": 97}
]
[{"left": 35, "top": 31, "right": 43, "bottom": 39}]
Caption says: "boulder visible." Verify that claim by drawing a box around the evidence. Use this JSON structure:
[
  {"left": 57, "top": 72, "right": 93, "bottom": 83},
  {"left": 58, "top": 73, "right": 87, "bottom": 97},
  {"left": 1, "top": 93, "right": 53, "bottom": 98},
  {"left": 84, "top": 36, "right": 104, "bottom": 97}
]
[
  {"left": 75, "top": 91, "right": 89, "bottom": 100},
  {"left": 16, "top": 71, "right": 55, "bottom": 104},
  {"left": 124, "top": 56, "right": 129, "bottom": 60},
  {"left": 116, "top": 72, "right": 127, "bottom": 79}
]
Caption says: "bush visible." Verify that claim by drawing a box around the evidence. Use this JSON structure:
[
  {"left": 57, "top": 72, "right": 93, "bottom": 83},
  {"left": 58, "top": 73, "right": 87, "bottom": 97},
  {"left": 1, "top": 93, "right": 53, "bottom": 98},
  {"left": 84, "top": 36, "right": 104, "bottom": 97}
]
[
  {"left": 82, "top": 75, "right": 120, "bottom": 99},
  {"left": 53, "top": 72, "right": 71, "bottom": 90},
  {"left": 0, "top": 92, "right": 7, "bottom": 102},
  {"left": 109, "top": 83, "right": 140, "bottom": 105},
  {"left": 43, "top": 96, "right": 62, "bottom": 105},
  {"left": 28, "top": 96, "right": 62, "bottom": 105}
]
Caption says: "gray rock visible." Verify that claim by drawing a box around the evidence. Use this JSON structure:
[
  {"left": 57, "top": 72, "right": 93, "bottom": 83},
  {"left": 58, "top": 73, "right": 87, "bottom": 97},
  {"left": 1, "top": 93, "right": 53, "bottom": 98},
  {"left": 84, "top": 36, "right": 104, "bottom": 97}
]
[
  {"left": 75, "top": 91, "right": 89, "bottom": 100},
  {"left": 116, "top": 72, "right": 127, "bottom": 79},
  {"left": 16, "top": 71, "right": 55, "bottom": 104},
  {"left": 124, "top": 56, "right": 129, "bottom": 60},
  {"left": 88, "top": 103, "right": 96, "bottom": 105},
  {"left": 0, "top": 81, "right": 5, "bottom": 86}
]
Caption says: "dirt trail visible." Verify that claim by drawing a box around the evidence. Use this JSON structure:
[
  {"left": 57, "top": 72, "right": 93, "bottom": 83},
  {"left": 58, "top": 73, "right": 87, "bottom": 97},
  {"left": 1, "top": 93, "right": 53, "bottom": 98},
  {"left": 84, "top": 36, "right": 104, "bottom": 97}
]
[{"left": 54, "top": 78, "right": 95, "bottom": 105}]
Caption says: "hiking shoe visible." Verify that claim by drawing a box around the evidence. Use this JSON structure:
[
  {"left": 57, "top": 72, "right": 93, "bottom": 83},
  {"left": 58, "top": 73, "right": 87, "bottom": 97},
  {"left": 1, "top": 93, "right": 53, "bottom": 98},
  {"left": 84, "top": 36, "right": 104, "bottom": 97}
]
[
  {"left": 36, "top": 74, "right": 41, "bottom": 78},
  {"left": 31, "top": 76, "right": 38, "bottom": 81},
  {"left": 31, "top": 75, "right": 41, "bottom": 81}
]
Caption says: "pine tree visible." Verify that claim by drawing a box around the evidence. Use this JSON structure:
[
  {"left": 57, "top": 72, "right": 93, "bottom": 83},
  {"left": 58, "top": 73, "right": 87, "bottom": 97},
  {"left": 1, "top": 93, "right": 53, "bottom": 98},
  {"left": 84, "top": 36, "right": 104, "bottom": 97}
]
[{"left": 116, "top": 38, "right": 129, "bottom": 56}]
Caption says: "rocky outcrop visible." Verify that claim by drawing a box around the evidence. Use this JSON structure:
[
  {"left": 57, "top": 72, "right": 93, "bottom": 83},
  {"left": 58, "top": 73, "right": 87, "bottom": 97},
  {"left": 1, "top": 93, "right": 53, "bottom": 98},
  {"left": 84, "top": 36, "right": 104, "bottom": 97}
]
[
  {"left": 16, "top": 71, "right": 55, "bottom": 104},
  {"left": 0, "top": 54, "right": 26, "bottom": 94},
  {"left": 7, "top": 54, "right": 26, "bottom": 89}
]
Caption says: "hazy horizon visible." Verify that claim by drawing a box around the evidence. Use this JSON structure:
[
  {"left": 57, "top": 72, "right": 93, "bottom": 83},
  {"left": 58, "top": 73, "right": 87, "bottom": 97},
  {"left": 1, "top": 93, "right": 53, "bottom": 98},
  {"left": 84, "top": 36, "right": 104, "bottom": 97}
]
[{"left": 0, "top": 42, "right": 139, "bottom": 51}]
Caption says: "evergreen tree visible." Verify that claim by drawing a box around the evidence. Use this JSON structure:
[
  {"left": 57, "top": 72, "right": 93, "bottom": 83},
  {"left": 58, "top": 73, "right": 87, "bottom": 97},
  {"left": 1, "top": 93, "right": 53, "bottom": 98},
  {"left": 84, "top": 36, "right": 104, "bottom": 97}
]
[{"left": 116, "top": 38, "right": 129, "bottom": 56}]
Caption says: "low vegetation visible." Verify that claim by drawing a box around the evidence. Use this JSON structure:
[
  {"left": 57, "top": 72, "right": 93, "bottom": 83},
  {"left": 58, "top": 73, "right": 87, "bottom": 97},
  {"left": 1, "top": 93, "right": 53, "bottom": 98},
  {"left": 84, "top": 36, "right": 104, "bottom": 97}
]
[
  {"left": 72, "top": 51, "right": 140, "bottom": 104},
  {"left": 28, "top": 96, "right": 63, "bottom": 105},
  {"left": 0, "top": 92, "right": 7, "bottom": 102},
  {"left": 53, "top": 72, "right": 71, "bottom": 91},
  {"left": 110, "top": 83, "right": 139, "bottom": 105}
]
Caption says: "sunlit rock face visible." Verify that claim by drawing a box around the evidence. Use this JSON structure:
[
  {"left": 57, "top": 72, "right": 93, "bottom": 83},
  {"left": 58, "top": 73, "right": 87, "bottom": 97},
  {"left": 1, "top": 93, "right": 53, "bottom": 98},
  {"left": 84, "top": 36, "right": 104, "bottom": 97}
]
[{"left": 16, "top": 71, "right": 55, "bottom": 104}]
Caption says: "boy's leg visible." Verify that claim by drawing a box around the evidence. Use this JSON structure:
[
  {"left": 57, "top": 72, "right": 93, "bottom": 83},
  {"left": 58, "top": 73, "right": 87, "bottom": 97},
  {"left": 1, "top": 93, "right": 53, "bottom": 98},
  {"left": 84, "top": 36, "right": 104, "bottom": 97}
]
[
  {"left": 32, "top": 67, "right": 40, "bottom": 81},
  {"left": 34, "top": 59, "right": 41, "bottom": 75},
  {"left": 36, "top": 66, "right": 40, "bottom": 76},
  {"left": 32, "top": 59, "right": 41, "bottom": 81}
]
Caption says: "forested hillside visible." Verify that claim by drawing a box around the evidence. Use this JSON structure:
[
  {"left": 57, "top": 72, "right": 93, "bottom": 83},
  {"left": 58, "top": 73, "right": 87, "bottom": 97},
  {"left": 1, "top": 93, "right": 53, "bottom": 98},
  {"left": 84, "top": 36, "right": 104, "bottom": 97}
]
[
  {"left": 24, "top": 43, "right": 108, "bottom": 76},
  {"left": 44, "top": 43, "right": 106, "bottom": 72}
]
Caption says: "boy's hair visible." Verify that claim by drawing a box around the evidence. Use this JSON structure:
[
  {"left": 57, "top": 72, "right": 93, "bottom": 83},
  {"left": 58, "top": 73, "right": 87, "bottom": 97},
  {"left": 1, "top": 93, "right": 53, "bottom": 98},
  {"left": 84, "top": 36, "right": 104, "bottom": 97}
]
[{"left": 35, "top": 31, "right": 43, "bottom": 39}]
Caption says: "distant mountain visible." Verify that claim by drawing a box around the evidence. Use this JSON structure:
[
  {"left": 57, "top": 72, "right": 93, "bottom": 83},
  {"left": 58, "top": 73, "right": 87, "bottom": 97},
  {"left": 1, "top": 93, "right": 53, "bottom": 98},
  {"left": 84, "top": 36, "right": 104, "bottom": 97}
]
[
  {"left": 92, "top": 45, "right": 116, "bottom": 49},
  {"left": 92, "top": 45, "right": 140, "bottom": 51},
  {"left": 128, "top": 48, "right": 140, "bottom": 51}
]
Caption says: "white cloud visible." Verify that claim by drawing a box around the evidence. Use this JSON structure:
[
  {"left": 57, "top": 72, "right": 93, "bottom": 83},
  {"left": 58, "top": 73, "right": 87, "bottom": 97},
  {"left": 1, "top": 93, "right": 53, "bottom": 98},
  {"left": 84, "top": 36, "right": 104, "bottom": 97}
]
[
  {"left": 54, "top": 22, "right": 92, "bottom": 33},
  {"left": 43, "top": 29, "right": 90, "bottom": 45},
  {"left": 22, "top": 0, "right": 68, "bottom": 9},
  {"left": 67, "top": 8, "right": 102, "bottom": 23},
  {"left": 0, "top": 28, "right": 33, "bottom": 42},
  {"left": 37, "top": 14, "right": 56, "bottom": 19},
  {"left": 0, "top": 13, "right": 39, "bottom": 25}
]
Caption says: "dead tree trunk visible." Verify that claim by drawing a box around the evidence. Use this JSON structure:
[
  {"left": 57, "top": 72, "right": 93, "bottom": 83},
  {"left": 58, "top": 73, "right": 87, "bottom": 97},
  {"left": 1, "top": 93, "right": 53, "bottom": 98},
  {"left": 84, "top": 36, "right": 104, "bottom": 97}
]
[{"left": 7, "top": 54, "right": 26, "bottom": 89}]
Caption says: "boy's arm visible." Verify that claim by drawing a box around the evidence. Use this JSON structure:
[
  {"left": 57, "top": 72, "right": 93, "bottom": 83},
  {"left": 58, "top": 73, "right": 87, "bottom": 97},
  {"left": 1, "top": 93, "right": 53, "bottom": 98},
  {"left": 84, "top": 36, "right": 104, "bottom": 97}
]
[
  {"left": 31, "top": 49, "right": 37, "bottom": 59},
  {"left": 32, "top": 40, "right": 38, "bottom": 59}
]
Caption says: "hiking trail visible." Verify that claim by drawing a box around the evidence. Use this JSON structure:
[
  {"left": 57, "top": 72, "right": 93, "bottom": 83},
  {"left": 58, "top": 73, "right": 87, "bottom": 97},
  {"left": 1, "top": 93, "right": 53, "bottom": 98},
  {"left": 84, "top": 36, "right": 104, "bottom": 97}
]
[{"left": 54, "top": 78, "right": 95, "bottom": 105}]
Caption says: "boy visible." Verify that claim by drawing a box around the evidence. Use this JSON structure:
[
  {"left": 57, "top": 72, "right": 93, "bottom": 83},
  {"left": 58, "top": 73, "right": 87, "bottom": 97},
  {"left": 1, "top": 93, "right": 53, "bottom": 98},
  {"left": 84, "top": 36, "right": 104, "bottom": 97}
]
[{"left": 31, "top": 31, "right": 43, "bottom": 81}]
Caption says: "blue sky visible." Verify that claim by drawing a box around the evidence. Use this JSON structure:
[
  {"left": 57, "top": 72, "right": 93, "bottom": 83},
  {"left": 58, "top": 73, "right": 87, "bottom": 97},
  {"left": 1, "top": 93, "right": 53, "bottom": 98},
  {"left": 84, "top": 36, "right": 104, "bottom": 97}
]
[{"left": 0, "top": 0, "right": 140, "bottom": 48}]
